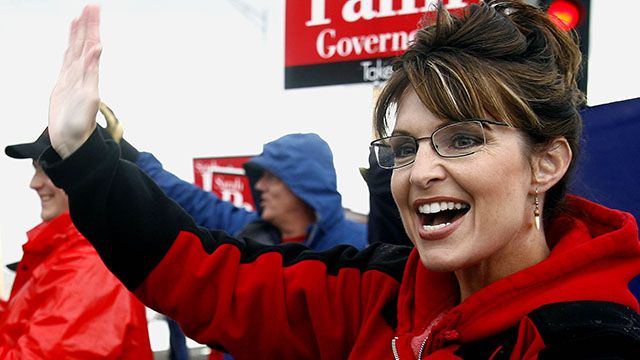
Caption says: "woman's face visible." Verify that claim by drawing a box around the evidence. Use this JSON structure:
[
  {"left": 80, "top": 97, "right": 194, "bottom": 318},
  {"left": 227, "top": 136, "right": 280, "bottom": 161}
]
[{"left": 391, "top": 88, "right": 536, "bottom": 273}]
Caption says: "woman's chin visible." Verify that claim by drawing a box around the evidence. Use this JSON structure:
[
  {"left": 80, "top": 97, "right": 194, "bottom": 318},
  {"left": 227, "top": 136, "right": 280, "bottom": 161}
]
[{"left": 418, "top": 254, "right": 463, "bottom": 273}]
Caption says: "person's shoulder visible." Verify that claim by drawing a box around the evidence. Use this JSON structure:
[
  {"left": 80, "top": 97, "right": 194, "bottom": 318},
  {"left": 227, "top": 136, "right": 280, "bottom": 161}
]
[
  {"left": 43, "top": 234, "right": 110, "bottom": 274},
  {"left": 347, "top": 242, "right": 412, "bottom": 281},
  {"left": 285, "top": 242, "right": 411, "bottom": 282},
  {"left": 526, "top": 301, "right": 640, "bottom": 359},
  {"left": 336, "top": 217, "right": 367, "bottom": 234},
  {"left": 457, "top": 301, "right": 640, "bottom": 359},
  {"left": 326, "top": 219, "right": 367, "bottom": 248},
  {"left": 57, "top": 232, "right": 100, "bottom": 257},
  {"left": 30, "top": 236, "right": 125, "bottom": 294}
]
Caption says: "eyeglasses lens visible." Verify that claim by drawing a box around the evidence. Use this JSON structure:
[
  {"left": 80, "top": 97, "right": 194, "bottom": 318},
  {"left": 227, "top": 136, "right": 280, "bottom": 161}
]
[
  {"left": 372, "top": 121, "right": 487, "bottom": 169},
  {"left": 433, "top": 121, "right": 485, "bottom": 157}
]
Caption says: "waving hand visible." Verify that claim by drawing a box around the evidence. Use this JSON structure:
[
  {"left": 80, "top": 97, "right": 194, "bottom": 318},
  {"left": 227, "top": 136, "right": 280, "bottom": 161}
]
[{"left": 48, "top": 5, "right": 102, "bottom": 159}]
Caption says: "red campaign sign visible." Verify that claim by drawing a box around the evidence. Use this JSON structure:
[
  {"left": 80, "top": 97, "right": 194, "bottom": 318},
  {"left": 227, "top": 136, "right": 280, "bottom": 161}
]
[
  {"left": 193, "top": 156, "right": 257, "bottom": 212},
  {"left": 284, "top": 0, "right": 479, "bottom": 88}
]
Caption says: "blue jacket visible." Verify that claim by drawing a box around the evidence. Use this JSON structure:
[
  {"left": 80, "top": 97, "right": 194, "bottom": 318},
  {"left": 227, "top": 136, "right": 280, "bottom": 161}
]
[{"left": 135, "top": 133, "right": 367, "bottom": 251}]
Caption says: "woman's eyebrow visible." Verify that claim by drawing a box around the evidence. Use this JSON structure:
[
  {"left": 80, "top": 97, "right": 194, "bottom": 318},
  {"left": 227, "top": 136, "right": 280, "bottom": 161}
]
[
  {"left": 390, "top": 119, "right": 452, "bottom": 137},
  {"left": 390, "top": 129, "right": 411, "bottom": 136}
]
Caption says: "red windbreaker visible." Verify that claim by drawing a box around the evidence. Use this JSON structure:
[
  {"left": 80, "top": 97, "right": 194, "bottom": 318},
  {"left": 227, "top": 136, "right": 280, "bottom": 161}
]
[{"left": 0, "top": 212, "right": 153, "bottom": 359}]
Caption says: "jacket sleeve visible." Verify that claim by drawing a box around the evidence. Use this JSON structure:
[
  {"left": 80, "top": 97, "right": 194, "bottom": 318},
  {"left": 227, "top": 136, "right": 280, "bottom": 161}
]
[
  {"left": 42, "top": 129, "right": 408, "bottom": 359},
  {"left": 0, "top": 249, "right": 151, "bottom": 360},
  {"left": 135, "top": 151, "right": 259, "bottom": 235}
]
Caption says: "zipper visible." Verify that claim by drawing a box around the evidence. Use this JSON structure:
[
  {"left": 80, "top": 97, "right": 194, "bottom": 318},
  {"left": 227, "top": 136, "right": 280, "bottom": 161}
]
[
  {"left": 391, "top": 336, "right": 429, "bottom": 360},
  {"left": 391, "top": 337, "right": 400, "bottom": 360},
  {"left": 417, "top": 336, "right": 428, "bottom": 359}
]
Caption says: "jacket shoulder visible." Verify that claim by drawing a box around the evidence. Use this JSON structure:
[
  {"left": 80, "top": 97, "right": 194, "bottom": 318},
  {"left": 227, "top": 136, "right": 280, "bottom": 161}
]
[
  {"left": 529, "top": 301, "right": 640, "bottom": 359},
  {"left": 454, "top": 301, "right": 640, "bottom": 360}
]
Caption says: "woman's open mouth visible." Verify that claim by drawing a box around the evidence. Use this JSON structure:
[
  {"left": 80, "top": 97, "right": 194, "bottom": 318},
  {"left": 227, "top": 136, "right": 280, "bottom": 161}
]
[{"left": 417, "top": 201, "right": 469, "bottom": 232}]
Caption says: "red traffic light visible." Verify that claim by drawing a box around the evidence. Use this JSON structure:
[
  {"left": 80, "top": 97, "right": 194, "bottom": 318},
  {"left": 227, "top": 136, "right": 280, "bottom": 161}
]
[{"left": 547, "top": 0, "right": 581, "bottom": 31}]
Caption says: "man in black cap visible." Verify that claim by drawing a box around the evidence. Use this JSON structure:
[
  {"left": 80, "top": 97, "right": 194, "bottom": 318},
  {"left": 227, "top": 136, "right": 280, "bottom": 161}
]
[
  {"left": 0, "top": 129, "right": 154, "bottom": 358},
  {"left": 5, "top": 129, "right": 68, "bottom": 221}
]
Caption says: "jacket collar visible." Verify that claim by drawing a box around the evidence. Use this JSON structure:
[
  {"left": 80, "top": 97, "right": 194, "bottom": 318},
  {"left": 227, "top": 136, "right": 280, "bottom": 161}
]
[{"left": 24, "top": 212, "right": 75, "bottom": 255}]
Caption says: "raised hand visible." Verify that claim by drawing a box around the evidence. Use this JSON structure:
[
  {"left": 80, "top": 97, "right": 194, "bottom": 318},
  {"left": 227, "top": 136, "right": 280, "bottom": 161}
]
[{"left": 48, "top": 4, "right": 102, "bottom": 159}]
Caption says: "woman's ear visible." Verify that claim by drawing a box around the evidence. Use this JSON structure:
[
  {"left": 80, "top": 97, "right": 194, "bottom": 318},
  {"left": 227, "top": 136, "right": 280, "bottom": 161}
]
[{"left": 531, "top": 137, "right": 572, "bottom": 192}]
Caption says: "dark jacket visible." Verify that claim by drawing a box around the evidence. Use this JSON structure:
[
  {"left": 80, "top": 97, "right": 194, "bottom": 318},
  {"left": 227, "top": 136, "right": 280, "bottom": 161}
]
[
  {"left": 44, "top": 130, "right": 640, "bottom": 359},
  {"left": 361, "top": 146, "right": 412, "bottom": 246},
  {"left": 133, "top": 133, "right": 366, "bottom": 251}
]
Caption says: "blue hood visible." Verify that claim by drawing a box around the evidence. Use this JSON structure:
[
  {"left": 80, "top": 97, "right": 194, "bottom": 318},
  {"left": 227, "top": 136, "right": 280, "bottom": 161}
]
[{"left": 243, "top": 133, "right": 345, "bottom": 233}]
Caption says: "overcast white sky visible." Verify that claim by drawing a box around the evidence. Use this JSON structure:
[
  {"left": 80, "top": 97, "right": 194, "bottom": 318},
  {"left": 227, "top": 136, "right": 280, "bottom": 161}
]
[{"left": 0, "top": 0, "right": 638, "bottom": 291}]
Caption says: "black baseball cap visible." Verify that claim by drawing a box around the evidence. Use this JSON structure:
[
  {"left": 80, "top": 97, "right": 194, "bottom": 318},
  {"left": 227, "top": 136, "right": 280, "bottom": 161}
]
[{"left": 5, "top": 128, "right": 51, "bottom": 160}]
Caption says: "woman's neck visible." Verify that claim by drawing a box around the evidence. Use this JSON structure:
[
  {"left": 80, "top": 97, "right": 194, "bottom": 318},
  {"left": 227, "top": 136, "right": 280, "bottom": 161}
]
[{"left": 455, "top": 227, "right": 550, "bottom": 302}]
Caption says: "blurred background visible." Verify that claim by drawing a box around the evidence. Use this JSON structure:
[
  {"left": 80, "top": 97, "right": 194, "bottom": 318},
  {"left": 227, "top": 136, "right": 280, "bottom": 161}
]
[{"left": 0, "top": 0, "right": 637, "bottom": 357}]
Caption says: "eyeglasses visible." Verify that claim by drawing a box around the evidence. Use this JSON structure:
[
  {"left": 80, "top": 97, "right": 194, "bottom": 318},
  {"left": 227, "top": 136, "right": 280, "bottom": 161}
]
[{"left": 370, "top": 120, "right": 508, "bottom": 169}]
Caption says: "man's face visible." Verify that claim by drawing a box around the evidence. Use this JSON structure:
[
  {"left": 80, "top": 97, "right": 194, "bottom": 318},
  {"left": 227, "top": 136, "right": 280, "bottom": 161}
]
[
  {"left": 254, "top": 171, "right": 308, "bottom": 227},
  {"left": 30, "top": 161, "right": 69, "bottom": 221}
]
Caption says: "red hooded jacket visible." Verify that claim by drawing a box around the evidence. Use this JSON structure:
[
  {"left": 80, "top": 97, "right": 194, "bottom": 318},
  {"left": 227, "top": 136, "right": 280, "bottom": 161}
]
[
  {"left": 132, "top": 196, "right": 640, "bottom": 359},
  {"left": 43, "top": 131, "right": 640, "bottom": 359},
  {"left": 0, "top": 212, "right": 153, "bottom": 359}
]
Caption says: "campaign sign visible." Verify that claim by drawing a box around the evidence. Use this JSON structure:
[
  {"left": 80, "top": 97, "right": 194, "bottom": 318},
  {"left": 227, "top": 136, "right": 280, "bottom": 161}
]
[
  {"left": 284, "top": 0, "right": 479, "bottom": 88},
  {"left": 193, "top": 156, "right": 256, "bottom": 212}
]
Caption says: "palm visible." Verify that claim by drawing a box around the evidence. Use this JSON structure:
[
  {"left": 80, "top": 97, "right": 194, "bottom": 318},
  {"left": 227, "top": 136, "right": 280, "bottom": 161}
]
[{"left": 48, "top": 5, "right": 102, "bottom": 158}]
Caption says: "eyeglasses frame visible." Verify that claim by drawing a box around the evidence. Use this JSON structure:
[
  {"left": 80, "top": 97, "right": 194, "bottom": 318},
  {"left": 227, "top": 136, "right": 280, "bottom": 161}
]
[{"left": 370, "top": 119, "right": 509, "bottom": 170}]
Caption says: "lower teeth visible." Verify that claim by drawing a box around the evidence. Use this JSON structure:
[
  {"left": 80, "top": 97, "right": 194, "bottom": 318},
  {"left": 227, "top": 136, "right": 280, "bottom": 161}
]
[{"left": 423, "top": 223, "right": 451, "bottom": 231}]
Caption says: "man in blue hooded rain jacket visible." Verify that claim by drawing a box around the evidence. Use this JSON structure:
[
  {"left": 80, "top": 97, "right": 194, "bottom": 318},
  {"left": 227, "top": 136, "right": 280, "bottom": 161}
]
[{"left": 106, "top": 109, "right": 367, "bottom": 251}]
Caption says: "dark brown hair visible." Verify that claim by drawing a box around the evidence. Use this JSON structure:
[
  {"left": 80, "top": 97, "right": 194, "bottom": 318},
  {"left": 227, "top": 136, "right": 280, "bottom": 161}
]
[{"left": 374, "top": 0, "right": 586, "bottom": 220}]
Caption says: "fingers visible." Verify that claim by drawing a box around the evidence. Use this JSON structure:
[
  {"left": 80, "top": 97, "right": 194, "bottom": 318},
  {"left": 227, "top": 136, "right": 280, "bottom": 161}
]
[
  {"left": 83, "top": 5, "right": 101, "bottom": 46},
  {"left": 62, "top": 19, "right": 80, "bottom": 69},
  {"left": 60, "top": 5, "right": 102, "bottom": 91},
  {"left": 48, "top": 4, "right": 103, "bottom": 158},
  {"left": 70, "top": 12, "right": 87, "bottom": 62},
  {"left": 80, "top": 5, "right": 101, "bottom": 86},
  {"left": 63, "top": 5, "right": 101, "bottom": 74},
  {"left": 83, "top": 43, "right": 102, "bottom": 88}
]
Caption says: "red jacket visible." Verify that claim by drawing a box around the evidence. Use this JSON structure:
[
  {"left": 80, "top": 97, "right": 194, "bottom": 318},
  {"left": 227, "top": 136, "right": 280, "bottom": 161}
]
[
  {"left": 43, "top": 131, "right": 640, "bottom": 359},
  {"left": 0, "top": 212, "right": 153, "bottom": 359},
  {"left": 133, "top": 196, "right": 640, "bottom": 359}
]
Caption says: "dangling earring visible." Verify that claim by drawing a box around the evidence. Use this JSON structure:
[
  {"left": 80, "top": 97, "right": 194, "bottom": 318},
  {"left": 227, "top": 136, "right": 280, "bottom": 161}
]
[{"left": 534, "top": 188, "right": 541, "bottom": 230}]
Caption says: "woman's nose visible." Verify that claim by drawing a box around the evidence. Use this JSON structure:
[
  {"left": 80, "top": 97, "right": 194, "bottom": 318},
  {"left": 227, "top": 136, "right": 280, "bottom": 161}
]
[{"left": 409, "top": 143, "right": 446, "bottom": 188}]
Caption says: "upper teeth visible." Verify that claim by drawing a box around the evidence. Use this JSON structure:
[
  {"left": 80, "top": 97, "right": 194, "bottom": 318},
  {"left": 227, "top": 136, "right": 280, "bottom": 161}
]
[{"left": 418, "top": 201, "right": 468, "bottom": 214}]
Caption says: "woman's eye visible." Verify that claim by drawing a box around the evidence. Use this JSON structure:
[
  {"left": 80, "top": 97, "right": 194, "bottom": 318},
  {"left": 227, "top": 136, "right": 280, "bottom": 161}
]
[
  {"left": 450, "top": 134, "right": 482, "bottom": 149},
  {"left": 394, "top": 143, "right": 416, "bottom": 158}
]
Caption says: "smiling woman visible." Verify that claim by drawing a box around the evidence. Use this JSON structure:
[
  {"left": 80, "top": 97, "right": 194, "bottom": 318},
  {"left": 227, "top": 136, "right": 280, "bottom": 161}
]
[
  {"left": 372, "top": 0, "right": 640, "bottom": 354},
  {"left": 372, "top": 0, "right": 588, "bottom": 290},
  {"left": 40, "top": 1, "right": 640, "bottom": 359}
]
